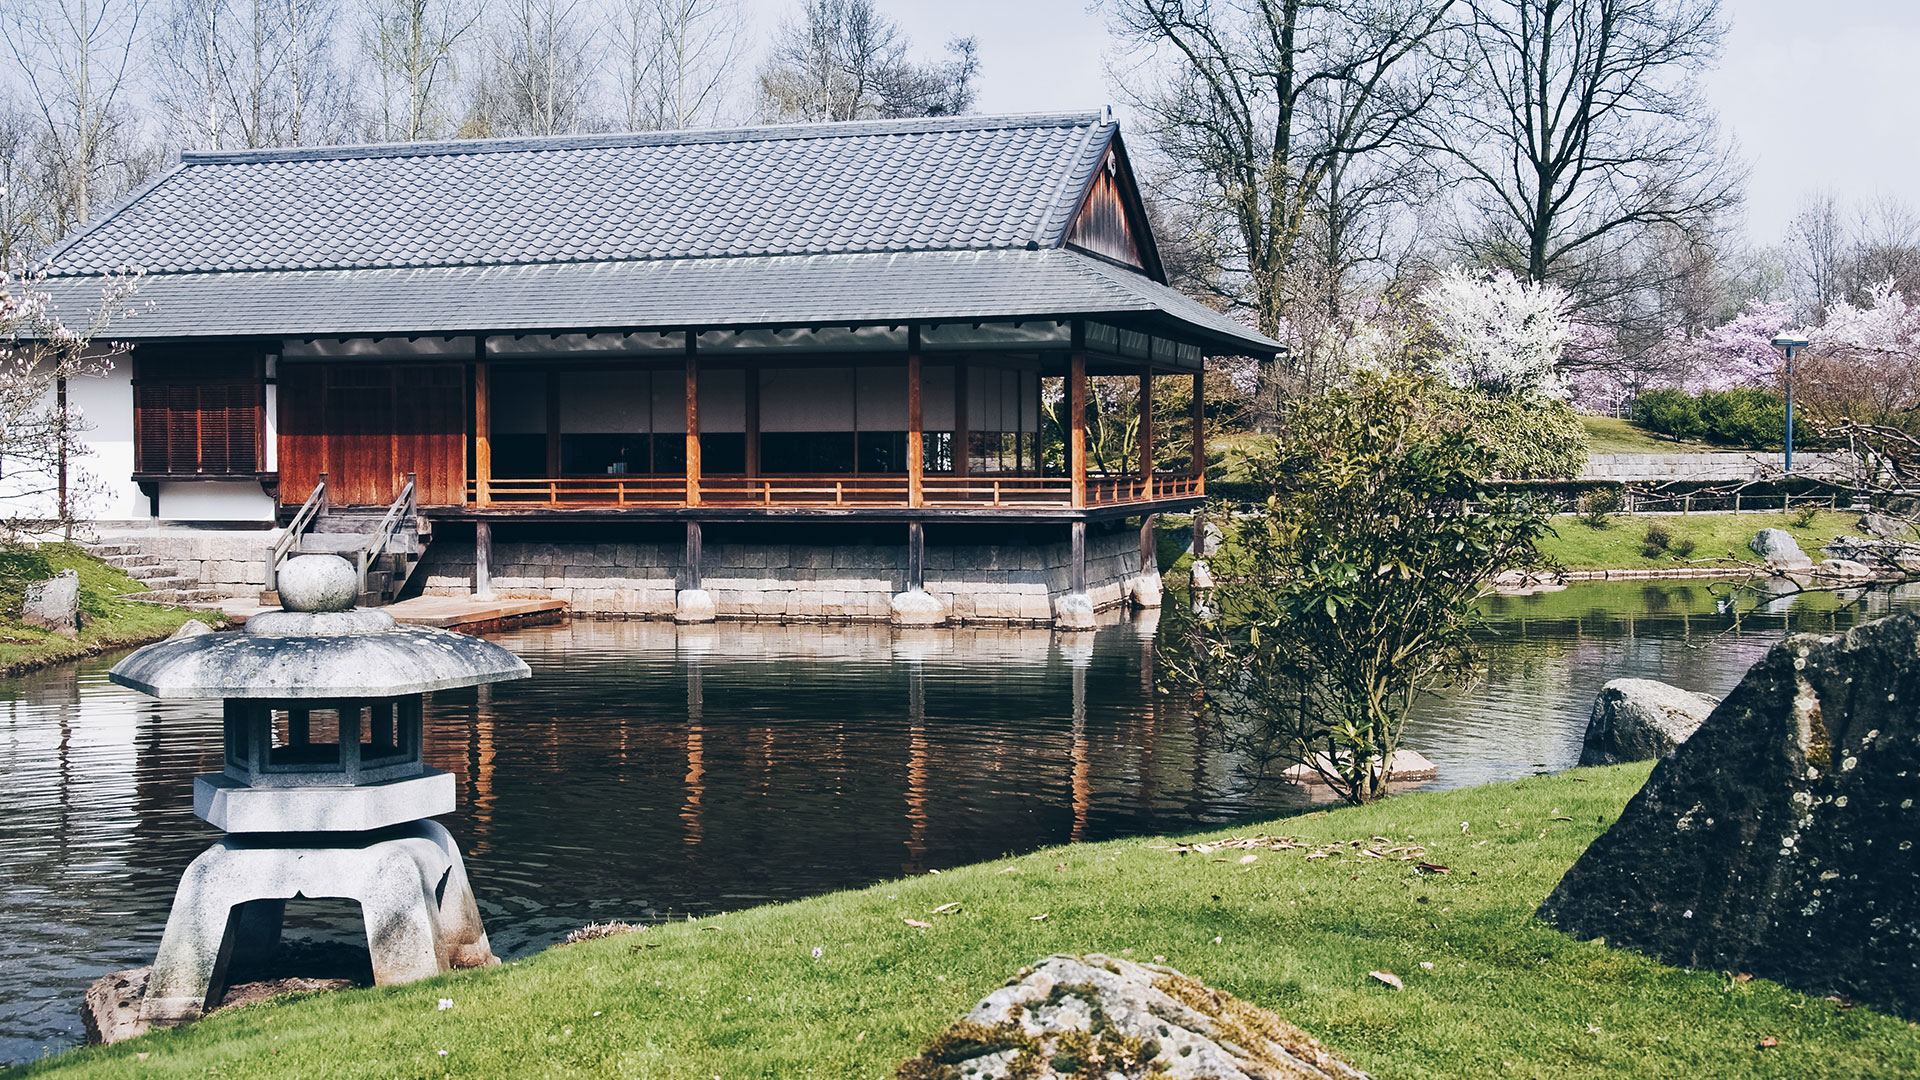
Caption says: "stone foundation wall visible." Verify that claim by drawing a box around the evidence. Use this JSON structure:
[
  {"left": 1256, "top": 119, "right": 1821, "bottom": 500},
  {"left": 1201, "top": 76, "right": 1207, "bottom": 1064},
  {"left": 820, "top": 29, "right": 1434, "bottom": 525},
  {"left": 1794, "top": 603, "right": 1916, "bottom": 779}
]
[
  {"left": 418, "top": 523, "right": 1143, "bottom": 624},
  {"left": 88, "top": 526, "right": 281, "bottom": 601}
]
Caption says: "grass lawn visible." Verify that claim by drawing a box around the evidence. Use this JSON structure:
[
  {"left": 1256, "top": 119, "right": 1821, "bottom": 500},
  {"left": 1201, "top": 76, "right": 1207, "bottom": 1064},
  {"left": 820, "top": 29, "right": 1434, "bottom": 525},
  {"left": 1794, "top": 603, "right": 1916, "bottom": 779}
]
[
  {"left": 1206, "top": 430, "right": 1277, "bottom": 483},
  {"left": 21, "top": 765, "right": 1918, "bottom": 1079},
  {"left": 1578, "top": 415, "right": 1718, "bottom": 455},
  {"left": 1537, "top": 511, "right": 1857, "bottom": 572},
  {"left": 0, "top": 542, "right": 220, "bottom": 675}
]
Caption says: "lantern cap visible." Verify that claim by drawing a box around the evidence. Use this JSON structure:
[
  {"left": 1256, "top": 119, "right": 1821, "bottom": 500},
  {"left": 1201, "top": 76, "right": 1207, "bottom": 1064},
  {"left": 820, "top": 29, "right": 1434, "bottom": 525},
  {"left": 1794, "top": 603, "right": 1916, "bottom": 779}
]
[{"left": 109, "top": 618, "right": 530, "bottom": 700}]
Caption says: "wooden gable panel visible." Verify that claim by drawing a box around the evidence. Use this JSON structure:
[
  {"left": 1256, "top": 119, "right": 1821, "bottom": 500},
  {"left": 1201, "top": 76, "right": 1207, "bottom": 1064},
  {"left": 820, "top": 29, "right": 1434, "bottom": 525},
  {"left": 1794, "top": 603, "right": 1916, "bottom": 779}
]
[{"left": 1064, "top": 141, "right": 1163, "bottom": 280}]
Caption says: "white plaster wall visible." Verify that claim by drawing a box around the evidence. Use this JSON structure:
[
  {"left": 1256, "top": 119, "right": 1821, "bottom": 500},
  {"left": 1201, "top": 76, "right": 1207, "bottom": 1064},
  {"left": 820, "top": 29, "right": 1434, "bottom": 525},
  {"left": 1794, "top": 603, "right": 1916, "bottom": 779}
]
[
  {"left": 158, "top": 481, "right": 275, "bottom": 521},
  {"left": 0, "top": 363, "right": 144, "bottom": 522},
  {"left": 71, "top": 365, "right": 146, "bottom": 520}
]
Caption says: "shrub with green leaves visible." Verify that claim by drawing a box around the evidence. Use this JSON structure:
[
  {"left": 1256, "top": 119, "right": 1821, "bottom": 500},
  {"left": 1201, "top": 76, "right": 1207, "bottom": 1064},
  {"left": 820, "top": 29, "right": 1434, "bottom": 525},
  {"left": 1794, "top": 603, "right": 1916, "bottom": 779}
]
[
  {"left": 1632, "top": 388, "right": 1703, "bottom": 440},
  {"left": 1161, "top": 375, "right": 1554, "bottom": 804},
  {"left": 1577, "top": 487, "right": 1622, "bottom": 528},
  {"left": 1641, "top": 524, "right": 1672, "bottom": 559},
  {"left": 1442, "top": 389, "right": 1591, "bottom": 479}
]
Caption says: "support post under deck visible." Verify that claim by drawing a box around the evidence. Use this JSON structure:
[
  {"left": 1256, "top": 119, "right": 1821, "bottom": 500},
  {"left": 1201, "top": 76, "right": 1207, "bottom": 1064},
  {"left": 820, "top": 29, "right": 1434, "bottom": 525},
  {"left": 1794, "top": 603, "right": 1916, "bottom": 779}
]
[{"left": 473, "top": 521, "right": 493, "bottom": 599}]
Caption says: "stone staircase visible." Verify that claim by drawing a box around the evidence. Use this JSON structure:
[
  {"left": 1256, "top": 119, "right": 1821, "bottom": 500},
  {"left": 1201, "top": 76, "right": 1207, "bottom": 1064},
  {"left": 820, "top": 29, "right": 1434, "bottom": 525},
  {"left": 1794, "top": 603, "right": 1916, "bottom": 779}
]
[
  {"left": 266, "top": 508, "right": 431, "bottom": 609},
  {"left": 83, "top": 539, "right": 229, "bottom": 605},
  {"left": 297, "top": 508, "right": 431, "bottom": 607}
]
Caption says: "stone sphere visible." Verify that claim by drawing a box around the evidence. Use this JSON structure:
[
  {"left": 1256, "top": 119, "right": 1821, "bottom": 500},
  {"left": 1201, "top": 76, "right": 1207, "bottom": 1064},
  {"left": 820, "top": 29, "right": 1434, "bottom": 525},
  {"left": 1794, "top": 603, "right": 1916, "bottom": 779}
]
[{"left": 277, "top": 555, "right": 360, "bottom": 613}]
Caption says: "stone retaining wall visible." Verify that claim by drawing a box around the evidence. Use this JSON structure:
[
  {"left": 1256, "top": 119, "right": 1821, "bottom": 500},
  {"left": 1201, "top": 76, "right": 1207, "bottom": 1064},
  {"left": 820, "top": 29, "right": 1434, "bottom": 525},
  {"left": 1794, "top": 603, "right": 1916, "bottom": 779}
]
[
  {"left": 417, "top": 523, "right": 1144, "bottom": 624},
  {"left": 88, "top": 526, "right": 281, "bottom": 600},
  {"left": 1578, "top": 452, "right": 1849, "bottom": 482}
]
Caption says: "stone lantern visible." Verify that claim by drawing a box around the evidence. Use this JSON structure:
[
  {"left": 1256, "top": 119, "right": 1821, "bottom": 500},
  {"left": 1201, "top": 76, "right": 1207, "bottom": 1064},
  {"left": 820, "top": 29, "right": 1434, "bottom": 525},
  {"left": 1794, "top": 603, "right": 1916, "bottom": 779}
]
[{"left": 108, "top": 555, "right": 530, "bottom": 1027}]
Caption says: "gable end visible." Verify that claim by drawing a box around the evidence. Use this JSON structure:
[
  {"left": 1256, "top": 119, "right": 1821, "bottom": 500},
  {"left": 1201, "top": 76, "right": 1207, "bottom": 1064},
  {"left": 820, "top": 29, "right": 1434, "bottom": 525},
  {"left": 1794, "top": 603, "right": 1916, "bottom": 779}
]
[{"left": 1063, "top": 136, "right": 1165, "bottom": 282}]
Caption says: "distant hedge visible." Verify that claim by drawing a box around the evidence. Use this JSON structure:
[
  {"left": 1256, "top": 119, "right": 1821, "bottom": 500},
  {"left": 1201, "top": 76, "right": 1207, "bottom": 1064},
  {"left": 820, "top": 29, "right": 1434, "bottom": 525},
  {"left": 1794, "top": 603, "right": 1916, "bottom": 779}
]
[{"left": 1631, "top": 387, "right": 1815, "bottom": 450}]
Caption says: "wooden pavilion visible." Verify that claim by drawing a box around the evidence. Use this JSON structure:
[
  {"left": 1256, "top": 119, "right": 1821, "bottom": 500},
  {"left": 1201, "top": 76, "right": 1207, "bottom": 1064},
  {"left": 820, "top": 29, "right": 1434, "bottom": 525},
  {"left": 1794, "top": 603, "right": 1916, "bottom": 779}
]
[{"left": 42, "top": 111, "right": 1278, "bottom": 624}]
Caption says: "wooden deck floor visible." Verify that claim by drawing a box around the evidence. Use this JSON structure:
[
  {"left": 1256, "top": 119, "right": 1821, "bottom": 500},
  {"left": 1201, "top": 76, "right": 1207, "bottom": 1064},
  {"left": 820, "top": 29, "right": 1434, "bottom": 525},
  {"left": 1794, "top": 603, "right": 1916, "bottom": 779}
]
[{"left": 207, "top": 595, "right": 567, "bottom": 634}]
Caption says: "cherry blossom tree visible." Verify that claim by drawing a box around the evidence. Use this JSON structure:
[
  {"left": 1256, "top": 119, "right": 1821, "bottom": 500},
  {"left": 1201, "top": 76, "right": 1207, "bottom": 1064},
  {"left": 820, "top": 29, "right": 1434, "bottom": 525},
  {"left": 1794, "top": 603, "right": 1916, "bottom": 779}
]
[
  {"left": 0, "top": 265, "right": 139, "bottom": 535},
  {"left": 1682, "top": 299, "right": 1792, "bottom": 393},
  {"left": 1418, "top": 265, "right": 1573, "bottom": 399},
  {"left": 1800, "top": 280, "right": 1920, "bottom": 428}
]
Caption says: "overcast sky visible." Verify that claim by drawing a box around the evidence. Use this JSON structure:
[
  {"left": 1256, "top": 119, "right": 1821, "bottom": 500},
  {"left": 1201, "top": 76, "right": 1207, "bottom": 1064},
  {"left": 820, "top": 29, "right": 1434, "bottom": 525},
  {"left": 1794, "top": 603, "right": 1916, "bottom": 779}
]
[{"left": 741, "top": 0, "right": 1920, "bottom": 249}]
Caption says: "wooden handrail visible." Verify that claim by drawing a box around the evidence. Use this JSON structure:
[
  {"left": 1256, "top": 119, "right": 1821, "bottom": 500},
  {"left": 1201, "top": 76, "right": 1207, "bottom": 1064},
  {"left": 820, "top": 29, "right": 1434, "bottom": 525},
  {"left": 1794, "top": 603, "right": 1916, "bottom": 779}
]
[
  {"left": 267, "top": 473, "right": 326, "bottom": 591},
  {"left": 458, "top": 473, "right": 1199, "bottom": 510},
  {"left": 357, "top": 473, "right": 417, "bottom": 599}
]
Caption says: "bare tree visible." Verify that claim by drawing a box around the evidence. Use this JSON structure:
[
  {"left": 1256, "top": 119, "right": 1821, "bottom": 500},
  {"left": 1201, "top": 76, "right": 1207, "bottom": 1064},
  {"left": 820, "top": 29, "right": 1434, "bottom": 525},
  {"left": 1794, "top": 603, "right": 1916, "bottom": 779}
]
[
  {"left": 2, "top": 0, "right": 156, "bottom": 242},
  {"left": 757, "top": 0, "right": 975, "bottom": 123},
  {"left": 1434, "top": 0, "right": 1742, "bottom": 307},
  {"left": 152, "top": 0, "right": 353, "bottom": 148},
  {"left": 611, "top": 0, "right": 738, "bottom": 131},
  {"left": 465, "top": 0, "right": 595, "bottom": 137},
  {"left": 1105, "top": 0, "right": 1458, "bottom": 341},
  {"left": 362, "top": 0, "right": 480, "bottom": 141}
]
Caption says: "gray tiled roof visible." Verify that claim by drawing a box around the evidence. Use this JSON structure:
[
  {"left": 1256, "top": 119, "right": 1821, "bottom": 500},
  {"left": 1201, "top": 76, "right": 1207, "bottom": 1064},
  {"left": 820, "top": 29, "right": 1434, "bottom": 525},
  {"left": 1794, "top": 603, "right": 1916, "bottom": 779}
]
[
  {"left": 43, "top": 112, "right": 1278, "bottom": 354},
  {"left": 46, "top": 250, "right": 1264, "bottom": 353},
  {"left": 52, "top": 114, "right": 1113, "bottom": 274}
]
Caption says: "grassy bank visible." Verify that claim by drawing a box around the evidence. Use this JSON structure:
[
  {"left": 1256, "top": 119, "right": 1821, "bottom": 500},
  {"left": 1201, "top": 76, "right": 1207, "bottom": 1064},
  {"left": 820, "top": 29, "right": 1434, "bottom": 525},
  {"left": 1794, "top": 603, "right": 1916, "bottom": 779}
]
[
  {"left": 22, "top": 765, "right": 1918, "bottom": 1079},
  {"left": 1537, "top": 511, "right": 1856, "bottom": 572},
  {"left": 1577, "top": 415, "right": 1717, "bottom": 455},
  {"left": 0, "top": 543, "right": 219, "bottom": 676}
]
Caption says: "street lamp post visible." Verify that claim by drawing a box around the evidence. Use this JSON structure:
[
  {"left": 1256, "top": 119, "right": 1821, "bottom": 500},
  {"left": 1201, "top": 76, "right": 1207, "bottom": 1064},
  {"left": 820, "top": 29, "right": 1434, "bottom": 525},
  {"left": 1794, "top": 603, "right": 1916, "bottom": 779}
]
[{"left": 1772, "top": 336, "right": 1809, "bottom": 473}]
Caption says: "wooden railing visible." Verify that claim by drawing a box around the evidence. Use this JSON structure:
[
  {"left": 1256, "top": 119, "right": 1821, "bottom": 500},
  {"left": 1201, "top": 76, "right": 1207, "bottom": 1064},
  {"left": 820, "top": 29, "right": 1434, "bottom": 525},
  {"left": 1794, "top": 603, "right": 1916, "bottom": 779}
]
[
  {"left": 267, "top": 473, "right": 327, "bottom": 591},
  {"left": 465, "top": 473, "right": 1202, "bottom": 510},
  {"left": 1088, "top": 473, "right": 1204, "bottom": 506}
]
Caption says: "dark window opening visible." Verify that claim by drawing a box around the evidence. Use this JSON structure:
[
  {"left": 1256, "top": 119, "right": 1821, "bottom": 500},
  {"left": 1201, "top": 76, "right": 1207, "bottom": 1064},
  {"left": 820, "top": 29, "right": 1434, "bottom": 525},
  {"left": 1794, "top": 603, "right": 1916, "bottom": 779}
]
[
  {"left": 561, "top": 434, "right": 650, "bottom": 475},
  {"left": 700, "top": 433, "right": 746, "bottom": 474},
  {"left": 760, "top": 432, "right": 856, "bottom": 473}
]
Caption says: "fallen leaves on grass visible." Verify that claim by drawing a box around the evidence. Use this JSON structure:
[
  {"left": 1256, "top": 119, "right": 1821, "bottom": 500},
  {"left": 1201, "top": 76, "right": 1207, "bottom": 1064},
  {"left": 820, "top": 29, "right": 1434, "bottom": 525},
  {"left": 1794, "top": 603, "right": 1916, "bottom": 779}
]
[
  {"left": 1415, "top": 862, "right": 1451, "bottom": 874},
  {"left": 1759, "top": 1036, "right": 1779, "bottom": 1049},
  {"left": 1153, "top": 835, "right": 1432, "bottom": 864},
  {"left": 930, "top": 902, "right": 961, "bottom": 915},
  {"left": 1029, "top": 913, "right": 1049, "bottom": 922},
  {"left": 1369, "top": 971, "right": 1404, "bottom": 991},
  {"left": 903, "top": 919, "right": 932, "bottom": 929}
]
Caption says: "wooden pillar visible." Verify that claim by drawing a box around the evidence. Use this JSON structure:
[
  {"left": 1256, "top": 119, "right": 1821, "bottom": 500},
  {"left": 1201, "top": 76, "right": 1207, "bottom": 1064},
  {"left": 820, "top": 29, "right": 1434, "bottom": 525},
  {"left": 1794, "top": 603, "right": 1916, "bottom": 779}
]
[
  {"left": 685, "top": 520, "right": 703, "bottom": 591},
  {"left": 907, "top": 325, "right": 924, "bottom": 507},
  {"left": 1190, "top": 370, "right": 1205, "bottom": 488},
  {"left": 1070, "top": 520, "right": 1087, "bottom": 594},
  {"left": 56, "top": 376, "right": 68, "bottom": 534},
  {"left": 473, "top": 340, "right": 491, "bottom": 507},
  {"left": 474, "top": 520, "right": 493, "bottom": 598},
  {"left": 684, "top": 332, "right": 701, "bottom": 506},
  {"left": 744, "top": 362, "right": 760, "bottom": 479},
  {"left": 953, "top": 361, "right": 970, "bottom": 477},
  {"left": 1070, "top": 322, "right": 1087, "bottom": 508},
  {"left": 1139, "top": 366, "right": 1155, "bottom": 489},
  {"left": 907, "top": 520, "right": 924, "bottom": 590},
  {"left": 1140, "top": 513, "right": 1156, "bottom": 576}
]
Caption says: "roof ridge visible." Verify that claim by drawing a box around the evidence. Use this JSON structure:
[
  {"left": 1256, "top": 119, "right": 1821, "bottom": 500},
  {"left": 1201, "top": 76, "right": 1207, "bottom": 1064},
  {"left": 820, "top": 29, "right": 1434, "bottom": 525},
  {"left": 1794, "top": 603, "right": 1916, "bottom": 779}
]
[{"left": 177, "top": 111, "right": 1109, "bottom": 166}]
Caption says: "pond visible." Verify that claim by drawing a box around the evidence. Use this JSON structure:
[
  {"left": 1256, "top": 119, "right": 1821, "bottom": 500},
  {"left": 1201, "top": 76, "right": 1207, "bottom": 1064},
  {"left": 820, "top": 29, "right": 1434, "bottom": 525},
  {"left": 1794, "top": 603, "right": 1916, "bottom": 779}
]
[{"left": 0, "top": 580, "right": 1911, "bottom": 1063}]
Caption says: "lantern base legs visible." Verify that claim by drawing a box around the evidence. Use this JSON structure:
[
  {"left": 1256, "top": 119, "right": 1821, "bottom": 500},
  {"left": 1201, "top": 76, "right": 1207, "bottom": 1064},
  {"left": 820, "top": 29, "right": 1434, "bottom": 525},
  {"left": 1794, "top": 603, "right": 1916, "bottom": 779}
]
[{"left": 139, "top": 819, "right": 495, "bottom": 1026}]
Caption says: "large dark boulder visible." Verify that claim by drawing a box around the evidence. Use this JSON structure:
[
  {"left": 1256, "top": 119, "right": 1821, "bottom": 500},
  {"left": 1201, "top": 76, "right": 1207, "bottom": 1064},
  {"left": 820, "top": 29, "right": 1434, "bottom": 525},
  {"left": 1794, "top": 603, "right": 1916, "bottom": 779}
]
[{"left": 1541, "top": 613, "right": 1920, "bottom": 1017}]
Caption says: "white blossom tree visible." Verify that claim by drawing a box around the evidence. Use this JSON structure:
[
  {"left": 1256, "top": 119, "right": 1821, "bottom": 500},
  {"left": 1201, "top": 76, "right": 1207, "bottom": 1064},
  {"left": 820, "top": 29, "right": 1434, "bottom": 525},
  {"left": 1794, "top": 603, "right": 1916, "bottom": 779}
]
[
  {"left": 1418, "top": 265, "right": 1573, "bottom": 398},
  {"left": 0, "top": 265, "right": 139, "bottom": 535}
]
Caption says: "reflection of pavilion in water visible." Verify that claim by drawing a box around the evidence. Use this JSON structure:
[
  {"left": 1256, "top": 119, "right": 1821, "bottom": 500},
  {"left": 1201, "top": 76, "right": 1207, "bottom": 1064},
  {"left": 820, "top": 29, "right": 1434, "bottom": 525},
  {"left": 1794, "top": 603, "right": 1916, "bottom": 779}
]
[{"left": 419, "top": 611, "right": 1258, "bottom": 891}]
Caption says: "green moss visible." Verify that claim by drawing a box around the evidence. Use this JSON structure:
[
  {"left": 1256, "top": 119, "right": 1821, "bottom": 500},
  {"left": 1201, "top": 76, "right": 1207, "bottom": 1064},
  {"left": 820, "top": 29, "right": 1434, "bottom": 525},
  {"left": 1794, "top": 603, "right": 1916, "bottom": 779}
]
[{"left": 0, "top": 542, "right": 220, "bottom": 675}]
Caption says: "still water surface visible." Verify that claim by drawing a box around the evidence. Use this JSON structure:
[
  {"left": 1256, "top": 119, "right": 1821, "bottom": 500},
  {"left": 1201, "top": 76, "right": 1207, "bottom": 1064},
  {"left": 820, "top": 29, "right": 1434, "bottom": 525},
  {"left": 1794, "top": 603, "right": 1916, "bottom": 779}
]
[{"left": 0, "top": 581, "right": 1909, "bottom": 1062}]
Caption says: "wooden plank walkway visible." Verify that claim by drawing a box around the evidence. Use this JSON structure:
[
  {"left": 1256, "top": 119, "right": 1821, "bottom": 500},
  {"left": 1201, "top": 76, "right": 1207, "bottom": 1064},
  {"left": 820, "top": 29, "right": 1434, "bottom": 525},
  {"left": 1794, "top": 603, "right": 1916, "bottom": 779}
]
[{"left": 206, "top": 595, "right": 567, "bottom": 634}]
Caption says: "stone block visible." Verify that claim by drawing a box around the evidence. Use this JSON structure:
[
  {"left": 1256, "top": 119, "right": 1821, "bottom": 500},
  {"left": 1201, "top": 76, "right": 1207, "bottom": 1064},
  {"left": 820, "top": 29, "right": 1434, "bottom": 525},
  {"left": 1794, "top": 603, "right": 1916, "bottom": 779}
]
[{"left": 674, "top": 589, "right": 716, "bottom": 623}]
